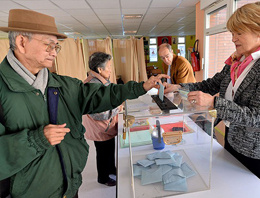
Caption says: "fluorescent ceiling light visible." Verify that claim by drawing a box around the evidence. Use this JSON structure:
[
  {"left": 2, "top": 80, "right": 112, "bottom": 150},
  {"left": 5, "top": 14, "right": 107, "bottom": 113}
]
[
  {"left": 64, "top": 32, "right": 80, "bottom": 35},
  {"left": 123, "top": 14, "right": 143, "bottom": 19},
  {"left": 124, "top": 30, "right": 137, "bottom": 34}
]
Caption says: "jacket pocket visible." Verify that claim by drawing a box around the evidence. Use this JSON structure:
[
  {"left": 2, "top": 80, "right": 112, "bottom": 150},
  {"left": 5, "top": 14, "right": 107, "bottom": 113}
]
[
  {"left": 49, "top": 184, "right": 64, "bottom": 198},
  {"left": 70, "top": 121, "right": 85, "bottom": 139},
  {"left": 11, "top": 170, "right": 27, "bottom": 196}
]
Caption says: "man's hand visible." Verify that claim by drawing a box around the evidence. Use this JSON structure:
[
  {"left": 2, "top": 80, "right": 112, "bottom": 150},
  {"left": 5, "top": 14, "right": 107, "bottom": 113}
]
[
  {"left": 163, "top": 83, "right": 181, "bottom": 93},
  {"left": 44, "top": 123, "right": 70, "bottom": 145},
  {"left": 143, "top": 74, "right": 170, "bottom": 91}
]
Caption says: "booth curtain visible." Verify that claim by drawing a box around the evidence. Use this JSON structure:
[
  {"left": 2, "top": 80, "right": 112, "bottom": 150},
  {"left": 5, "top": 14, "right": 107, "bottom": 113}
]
[
  {"left": 0, "top": 39, "right": 9, "bottom": 62},
  {"left": 113, "top": 37, "right": 147, "bottom": 83},
  {"left": 55, "top": 38, "right": 86, "bottom": 81},
  {"left": 136, "top": 37, "right": 148, "bottom": 82}
]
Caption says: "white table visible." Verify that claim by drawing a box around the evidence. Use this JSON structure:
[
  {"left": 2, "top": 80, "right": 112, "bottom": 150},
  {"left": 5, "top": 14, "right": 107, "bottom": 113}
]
[{"left": 117, "top": 114, "right": 260, "bottom": 198}]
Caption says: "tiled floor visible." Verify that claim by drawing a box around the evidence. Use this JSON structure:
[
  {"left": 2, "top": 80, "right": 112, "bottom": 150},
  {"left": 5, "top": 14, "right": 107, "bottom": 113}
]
[{"left": 78, "top": 140, "right": 116, "bottom": 198}]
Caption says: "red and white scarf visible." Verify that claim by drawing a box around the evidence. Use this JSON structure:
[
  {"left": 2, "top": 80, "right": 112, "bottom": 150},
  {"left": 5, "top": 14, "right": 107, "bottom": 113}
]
[{"left": 225, "top": 47, "right": 260, "bottom": 85}]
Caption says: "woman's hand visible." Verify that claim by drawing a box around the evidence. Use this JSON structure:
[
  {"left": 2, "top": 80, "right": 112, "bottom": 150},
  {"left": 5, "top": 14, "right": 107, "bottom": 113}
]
[
  {"left": 163, "top": 83, "right": 181, "bottom": 93},
  {"left": 187, "top": 91, "right": 214, "bottom": 107},
  {"left": 118, "top": 105, "right": 124, "bottom": 112}
]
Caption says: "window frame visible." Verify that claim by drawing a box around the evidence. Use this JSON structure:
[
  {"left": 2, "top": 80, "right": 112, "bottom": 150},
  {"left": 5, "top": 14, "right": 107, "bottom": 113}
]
[
  {"left": 203, "top": 0, "right": 233, "bottom": 79},
  {"left": 202, "top": 0, "right": 257, "bottom": 79}
]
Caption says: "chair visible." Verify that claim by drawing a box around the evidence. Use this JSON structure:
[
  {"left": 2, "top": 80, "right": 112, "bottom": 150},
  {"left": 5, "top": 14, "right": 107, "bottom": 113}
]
[
  {"left": 146, "top": 66, "right": 155, "bottom": 78},
  {"left": 150, "top": 69, "right": 162, "bottom": 76}
]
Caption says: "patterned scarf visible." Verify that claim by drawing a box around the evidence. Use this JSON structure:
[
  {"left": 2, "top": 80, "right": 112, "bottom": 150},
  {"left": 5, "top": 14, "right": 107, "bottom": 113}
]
[
  {"left": 225, "top": 47, "right": 260, "bottom": 85},
  {"left": 7, "top": 49, "right": 48, "bottom": 95}
]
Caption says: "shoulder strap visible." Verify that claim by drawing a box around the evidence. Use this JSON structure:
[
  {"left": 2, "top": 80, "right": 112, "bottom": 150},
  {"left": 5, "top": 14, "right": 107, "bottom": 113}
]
[{"left": 0, "top": 102, "right": 10, "bottom": 198}]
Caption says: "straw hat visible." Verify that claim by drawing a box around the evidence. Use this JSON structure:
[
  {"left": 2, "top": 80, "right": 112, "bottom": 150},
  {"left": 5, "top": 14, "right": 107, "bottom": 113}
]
[{"left": 0, "top": 9, "right": 67, "bottom": 39}]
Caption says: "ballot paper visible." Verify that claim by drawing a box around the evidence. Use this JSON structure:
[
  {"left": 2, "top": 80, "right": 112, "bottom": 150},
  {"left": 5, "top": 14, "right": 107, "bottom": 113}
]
[
  {"left": 133, "top": 150, "right": 196, "bottom": 191},
  {"left": 159, "top": 83, "right": 164, "bottom": 101}
]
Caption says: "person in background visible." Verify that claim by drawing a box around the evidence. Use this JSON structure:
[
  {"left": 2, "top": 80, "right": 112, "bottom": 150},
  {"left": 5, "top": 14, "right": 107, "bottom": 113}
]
[
  {"left": 82, "top": 52, "right": 120, "bottom": 186},
  {"left": 164, "top": 2, "right": 260, "bottom": 178},
  {"left": 158, "top": 43, "right": 196, "bottom": 84},
  {"left": 0, "top": 9, "right": 169, "bottom": 198}
]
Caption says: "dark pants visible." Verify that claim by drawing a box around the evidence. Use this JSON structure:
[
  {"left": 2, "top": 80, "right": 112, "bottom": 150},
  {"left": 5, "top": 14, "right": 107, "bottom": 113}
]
[
  {"left": 225, "top": 127, "right": 260, "bottom": 179},
  {"left": 94, "top": 137, "right": 116, "bottom": 183}
]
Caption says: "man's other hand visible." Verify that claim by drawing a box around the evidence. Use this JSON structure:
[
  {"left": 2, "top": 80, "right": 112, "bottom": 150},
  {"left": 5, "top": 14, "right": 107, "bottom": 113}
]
[{"left": 44, "top": 123, "right": 70, "bottom": 145}]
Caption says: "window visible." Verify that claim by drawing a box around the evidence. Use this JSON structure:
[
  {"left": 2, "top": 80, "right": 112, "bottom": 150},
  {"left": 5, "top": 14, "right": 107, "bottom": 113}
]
[
  {"left": 177, "top": 37, "right": 186, "bottom": 58},
  {"left": 149, "top": 45, "right": 157, "bottom": 62},
  {"left": 207, "top": 5, "right": 227, "bottom": 29},
  {"left": 204, "top": 0, "right": 230, "bottom": 79},
  {"left": 149, "top": 38, "right": 157, "bottom": 45},
  {"left": 204, "top": 0, "right": 257, "bottom": 79},
  {"left": 203, "top": 0, "right": 257, "bottom": 79},
  {"left": 206, "top": 32, "right": 235, "bottom": 78},
  {"left": 149, "top": 38, "right": 157, "bottom": 62},
  {"left": 236, "top": 0, "right": 257, "bottom": 8},
  {"left": 178, "top": 37, "right": 185, "bottom": 44}
]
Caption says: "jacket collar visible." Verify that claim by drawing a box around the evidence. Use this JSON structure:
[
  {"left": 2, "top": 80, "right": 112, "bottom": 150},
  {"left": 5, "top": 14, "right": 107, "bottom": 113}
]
[
  {"left": 233, "top": 58, "right": 260, "bottom": 101},
  {"left": 86, "top": 70, "right": 109, "bottom": 85},
  {"left": 0, "top": 57, "right": 61, "bottom": 92},
  {"left": 171, "top": 54, "right": 178, "bottom": 65}
]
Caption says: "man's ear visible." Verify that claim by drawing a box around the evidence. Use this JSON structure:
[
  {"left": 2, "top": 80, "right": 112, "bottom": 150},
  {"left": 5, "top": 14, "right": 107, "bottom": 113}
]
[{"left": 15, "top": 35, "right": 27, "bottom": 54}]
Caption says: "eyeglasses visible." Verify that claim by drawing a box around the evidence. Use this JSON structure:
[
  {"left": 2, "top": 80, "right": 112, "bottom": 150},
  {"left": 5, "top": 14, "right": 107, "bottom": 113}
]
[
  {"left": 32, "top": 37, "right": 61, "bottom": 54},
  {"left": 160, "top": 53, "right": 170, "bottom": 60}
]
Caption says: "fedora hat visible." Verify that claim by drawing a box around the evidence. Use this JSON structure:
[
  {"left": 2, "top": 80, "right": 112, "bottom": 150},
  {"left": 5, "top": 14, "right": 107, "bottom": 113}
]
[{"left": 0, "top": 9, "right": 67, "bottom": 39}]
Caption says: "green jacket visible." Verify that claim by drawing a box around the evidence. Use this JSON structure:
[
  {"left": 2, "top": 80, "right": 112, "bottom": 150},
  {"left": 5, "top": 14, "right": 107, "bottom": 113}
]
[{"left": 0, "top": 57, "right": 146, "bottom": 198}]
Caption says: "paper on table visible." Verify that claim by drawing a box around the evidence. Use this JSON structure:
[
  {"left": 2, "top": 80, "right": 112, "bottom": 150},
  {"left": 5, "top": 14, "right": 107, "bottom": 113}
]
[
  {"left": 119, "top": 130, "right": 152, "bottom": 148},
  {"left": 147, "top": 88, "right": 158, "bottom": 95}
]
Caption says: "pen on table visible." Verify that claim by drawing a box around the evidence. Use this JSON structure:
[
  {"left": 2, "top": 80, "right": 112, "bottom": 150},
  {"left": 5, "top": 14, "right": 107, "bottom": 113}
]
[
  {"left": 123, "top": 100, "right": 127, "bottom": 145},
  {"left": 156, "top": 120, "right": 161, "bottom": 143}
]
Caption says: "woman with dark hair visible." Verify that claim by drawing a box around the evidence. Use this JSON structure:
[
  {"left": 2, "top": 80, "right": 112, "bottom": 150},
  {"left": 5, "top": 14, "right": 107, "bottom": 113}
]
[{"left": 83, "top": 52, "right": 121, "bottom": 186}]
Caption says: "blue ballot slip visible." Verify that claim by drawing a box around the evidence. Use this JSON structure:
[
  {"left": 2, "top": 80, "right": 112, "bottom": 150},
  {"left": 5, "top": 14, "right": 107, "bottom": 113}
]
[{"left": 159, "top": 83, "right": 164, "bottom": 101}]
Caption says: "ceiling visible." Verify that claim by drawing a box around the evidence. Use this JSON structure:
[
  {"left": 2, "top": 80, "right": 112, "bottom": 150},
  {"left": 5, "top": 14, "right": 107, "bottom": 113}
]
[{"left": 0, "top": 0, "right": 199, "bottom": 39}]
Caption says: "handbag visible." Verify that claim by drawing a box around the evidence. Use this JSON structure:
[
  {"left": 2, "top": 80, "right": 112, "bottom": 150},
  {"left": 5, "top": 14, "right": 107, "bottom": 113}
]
[
  {"left": 0, "top": 103, "right": 11, "bottom": 198},
  {"left": 191, "top": 39, "right": 200, "bottom": 72}
]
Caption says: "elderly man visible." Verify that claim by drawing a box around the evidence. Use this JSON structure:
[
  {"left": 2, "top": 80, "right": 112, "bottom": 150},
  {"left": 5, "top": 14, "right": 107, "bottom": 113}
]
[
  {"left": 158, "top": 43, "right": 196, "bottom": 84},
  {"left": 0, "top": 9, "right": 168, "bottom": 198}
]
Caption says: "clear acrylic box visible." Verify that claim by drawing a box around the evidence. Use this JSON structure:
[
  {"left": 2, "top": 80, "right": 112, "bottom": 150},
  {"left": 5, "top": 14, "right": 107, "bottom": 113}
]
[{"left": 121, "top": 92, "right": 216, "bottom": 198}]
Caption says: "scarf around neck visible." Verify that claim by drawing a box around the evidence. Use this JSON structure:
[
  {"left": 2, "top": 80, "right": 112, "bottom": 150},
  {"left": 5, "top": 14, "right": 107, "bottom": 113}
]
[
  {"left": 225, "top": 47, "right": 260, "bottom": 85},
  {"left": 7, "top": 49, "right": 48, "bottom": 95}
]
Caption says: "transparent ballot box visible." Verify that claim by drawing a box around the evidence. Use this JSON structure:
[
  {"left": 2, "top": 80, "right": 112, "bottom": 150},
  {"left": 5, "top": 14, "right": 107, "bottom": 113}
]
[{"left": 120, "top": 93, "right": 216, "bottom": 198}]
